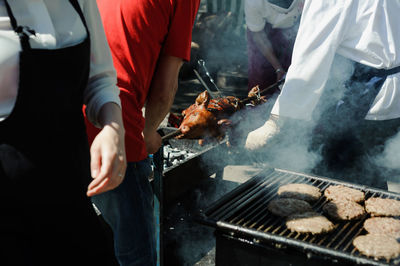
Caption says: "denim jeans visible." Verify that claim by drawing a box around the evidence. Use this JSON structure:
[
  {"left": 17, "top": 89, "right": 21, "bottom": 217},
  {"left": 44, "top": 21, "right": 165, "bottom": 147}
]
[{"left": 92, "top": 159, "right": 156, "bottom": 266}]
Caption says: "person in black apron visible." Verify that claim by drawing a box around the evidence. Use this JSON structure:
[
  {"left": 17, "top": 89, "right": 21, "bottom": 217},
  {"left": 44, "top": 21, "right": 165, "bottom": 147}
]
[
  {"left": 0, "top": 1, "right": 119, "bottom": 265},
  {"left": 245, "top": 0, "right": 303, "bottom": 95},
  {"left": 311, "top": 62, "right": 400, "bottom": 189}
]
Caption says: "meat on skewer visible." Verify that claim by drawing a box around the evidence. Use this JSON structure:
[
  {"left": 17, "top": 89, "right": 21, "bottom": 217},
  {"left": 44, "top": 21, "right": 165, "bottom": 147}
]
[
  {"left": 176, "top": 86, "right": 266, "bottom": 142},
  {"left": 177, "top": 90, "right": 243, "bottom": 141}
]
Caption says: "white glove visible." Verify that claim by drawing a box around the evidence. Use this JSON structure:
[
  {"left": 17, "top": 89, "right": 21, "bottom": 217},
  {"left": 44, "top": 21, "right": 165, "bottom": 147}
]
[{"left": 245, "top": 118, "right": 279, "bottom": 151}]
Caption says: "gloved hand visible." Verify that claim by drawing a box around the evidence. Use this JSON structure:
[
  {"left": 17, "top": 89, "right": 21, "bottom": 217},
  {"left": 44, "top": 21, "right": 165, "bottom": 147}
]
[{"left": 245, "top": 117, "right": 280, "bottom": 151}]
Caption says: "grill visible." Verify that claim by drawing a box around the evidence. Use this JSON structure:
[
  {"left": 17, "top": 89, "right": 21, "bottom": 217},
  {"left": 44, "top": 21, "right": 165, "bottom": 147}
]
[
  {"left": 197, "top": 168, "right": 400, "bottom": 266},
  {"left": 158, "top": 127, "right": 229, "bottom": 206}
]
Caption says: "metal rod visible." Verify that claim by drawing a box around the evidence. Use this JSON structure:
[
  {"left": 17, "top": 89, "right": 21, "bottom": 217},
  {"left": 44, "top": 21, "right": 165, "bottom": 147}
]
[
  {"left": 193, "top": 68, "right": 218, "bottom": 99},
  {"left": 197, "top": 59, "right": 222, "bottom": 95},
  {"left": 161, "top": 129, "right": 181, "bottom": 142}
]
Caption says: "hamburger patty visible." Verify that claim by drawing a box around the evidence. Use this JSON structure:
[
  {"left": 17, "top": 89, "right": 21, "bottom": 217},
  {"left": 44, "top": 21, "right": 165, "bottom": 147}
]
[
  {"left": 277, "top": 183, "right": 322, "bottom": 202},
  {"left": 324, "top": 185, "right": 365, "bottom": 203},
  {"left": 363, "top": 217, "right": 400, "bottom": 238},
  {"left": 365, "top": 197, "right": 400, "bottom": 217},
  {"left": 267, "top": 198, "right": 313, "bottom": 217},
  {"left": 285, "top": 211, "right": 334, "bottom": 234},
  {"left": 353, "top": 234, "right": 400, "bottom": 260},
  {"left": 322, "top": 200, "right": 365, "bottom": 220}
]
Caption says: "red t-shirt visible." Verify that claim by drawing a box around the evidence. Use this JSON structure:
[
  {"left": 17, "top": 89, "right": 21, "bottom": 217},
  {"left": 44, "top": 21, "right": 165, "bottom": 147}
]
[{"left": 85, "top": 0, "right": 200, "bottom": 162}]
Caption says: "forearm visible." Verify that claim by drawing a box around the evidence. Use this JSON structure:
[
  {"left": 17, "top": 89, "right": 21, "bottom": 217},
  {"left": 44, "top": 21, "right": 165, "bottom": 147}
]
[
  {"left": 251, "top": 30, "right": 283, "bottom": 71},
  {"left": 144, "top": 55, "right": 183, "bottom": 135},
  {"left": 97, "top": 102, "right": 125, "bottom": 136}
]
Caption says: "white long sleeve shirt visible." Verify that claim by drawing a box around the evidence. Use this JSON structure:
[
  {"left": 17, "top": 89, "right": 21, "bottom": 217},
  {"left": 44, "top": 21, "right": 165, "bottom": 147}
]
[
  {"left": 0, "top": 0, "right": 120, "bottom": 125},
  {"left": 271, "top": 0, "right": 400, "bottom": 121},
  {"left": 244, "top": 0, "right": 304, "bottom": 31}
]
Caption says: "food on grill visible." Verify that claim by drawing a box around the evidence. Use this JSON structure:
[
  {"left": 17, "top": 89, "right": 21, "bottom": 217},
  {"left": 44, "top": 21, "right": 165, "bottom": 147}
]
[
  {"left": 177, "top": 90, "right": 243, "bottom": 140},
  {"left": 277, "top": 183, "right": 322, "bottom": 202},
  {"left": 267, "top": 198, "right": 313, "bottom": 217},
  {"left": 324, "top": 185, "right": 365, "bottom": 203},
  {"left": 363, "top": 217, "right": 400, "bottom": 238},
  {"left": 365, "top": 197, "right": 400, "bottom": 217},
  {"left": 322, "top": 200, "right": 365, "bottom": 220},
  {"left": 176, "top": 87, "right": 268, "bottom": 141},
  {"left": 353, "top": 234, "right": 400, "bottom": 260},
  {"left": 285, "top": 211, "right": 334, "bottom": 234}
]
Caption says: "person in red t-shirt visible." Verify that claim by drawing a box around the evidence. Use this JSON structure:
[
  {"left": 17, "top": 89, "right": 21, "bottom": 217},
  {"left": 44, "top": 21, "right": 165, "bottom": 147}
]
[{"left": 84, "top": 0, "right": 200, "bottom": 265}]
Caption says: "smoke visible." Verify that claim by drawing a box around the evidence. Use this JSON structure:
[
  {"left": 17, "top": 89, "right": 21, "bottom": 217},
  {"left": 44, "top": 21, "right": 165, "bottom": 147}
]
[{"left": 374, "top": 132, "right": 400, "bottom": 175}]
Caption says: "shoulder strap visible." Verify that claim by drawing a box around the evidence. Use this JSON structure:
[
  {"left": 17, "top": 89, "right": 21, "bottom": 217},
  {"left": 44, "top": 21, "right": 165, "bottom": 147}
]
[
  {"left": 4, "top": 0, "right": 33, "bottom": 50},
  {"left": 69, "top": 0, "right": 90, "bottom": 36}
]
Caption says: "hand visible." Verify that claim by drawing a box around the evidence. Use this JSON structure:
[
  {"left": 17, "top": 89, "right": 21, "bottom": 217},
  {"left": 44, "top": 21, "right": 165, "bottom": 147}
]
[
  {"left": 87, "top": 125, "right": 127, "bottom": 197},
  {"left": 245, "top": 118, "right": 280, "bottom": 151},
  {"left": 144, "top": 130, "right": 162, "bottom": 155}
]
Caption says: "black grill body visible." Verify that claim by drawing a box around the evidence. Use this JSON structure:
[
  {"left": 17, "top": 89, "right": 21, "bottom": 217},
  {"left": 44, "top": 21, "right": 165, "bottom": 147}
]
[{"left": 197, "top": 168, "right": 400, "bottom": 266}]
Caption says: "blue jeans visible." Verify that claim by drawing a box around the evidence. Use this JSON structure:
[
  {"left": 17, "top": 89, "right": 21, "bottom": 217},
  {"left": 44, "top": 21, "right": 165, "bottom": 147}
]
[{"left": 92, "top": 159, "right": 156, "bottom": 266}]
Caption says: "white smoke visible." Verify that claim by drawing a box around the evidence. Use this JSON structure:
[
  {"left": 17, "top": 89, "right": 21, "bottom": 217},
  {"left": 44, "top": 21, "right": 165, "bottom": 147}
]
[{"left": 374, "top": 132, "right": 400, "bottom": 171}]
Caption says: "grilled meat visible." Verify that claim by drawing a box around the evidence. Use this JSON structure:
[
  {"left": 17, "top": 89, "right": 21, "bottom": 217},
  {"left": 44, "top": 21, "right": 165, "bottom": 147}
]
[
  {"left": 285, "top": 211, "right": 334, "bottom": 235},
  {"left": 363, "top": 217, "right": 400, "bottom": 238},
  {"left": 267, "top": 198, "right": 313, "bottom": 217},
  {"left": 365, "top": 197, "right": 400, "bottom": 217},
  {"left": 353, "top": 234, "right": 400, "bottom": 260},
  {"left": 323, "top": 200, "right": 365, "bottom": 220},
  {"left": 324, "top": 185, "right": 365, "bottom": 203},
  {"left": 277, "top": 183, "right": 322, "bottom": 203},
  {"left": 177, "top": 90, "right": 242, "bottom": 140}
]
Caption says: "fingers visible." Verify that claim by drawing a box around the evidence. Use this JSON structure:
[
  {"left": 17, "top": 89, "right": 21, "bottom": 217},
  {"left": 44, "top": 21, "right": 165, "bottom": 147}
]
[{"left": 87, "top": 147, "right": 126, "bottom": 197}]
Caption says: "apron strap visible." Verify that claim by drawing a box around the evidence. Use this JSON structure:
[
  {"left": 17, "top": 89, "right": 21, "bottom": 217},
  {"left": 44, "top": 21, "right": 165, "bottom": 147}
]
[
  {"left": 4, "top": 0, "right": 90, "bottom": 51},
  {"left": 68, "top": 0, "right": 90, "bottom": 37},
  {"left": 377, "top": 65, "right": 400, "bottom": 77},
  {"left": 352, "top": 62, "right": 400, "bottom": 83},
  {"left": 337, "top": 62, "right": 400, "bottom": 121},
  {"left": 4, "top": 0, "right": 33, "bottom": 50}
]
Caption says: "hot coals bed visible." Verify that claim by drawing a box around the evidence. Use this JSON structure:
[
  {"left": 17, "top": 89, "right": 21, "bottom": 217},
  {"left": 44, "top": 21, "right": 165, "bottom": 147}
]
[
  {"left": 197, "top": 168, "right": 400, "bottom": 266},
  {"left": 159, "top": 127, "right": 229, "bottom": 206}
]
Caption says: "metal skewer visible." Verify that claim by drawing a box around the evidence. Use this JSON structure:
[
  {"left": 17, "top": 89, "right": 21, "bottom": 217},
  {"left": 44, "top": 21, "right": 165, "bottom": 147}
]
[
  {"left": 162, "top": 77, "right": 285, "bottom": 141},
  {"left": 161, "top": 129, "right": 182, "bottom": 142}
]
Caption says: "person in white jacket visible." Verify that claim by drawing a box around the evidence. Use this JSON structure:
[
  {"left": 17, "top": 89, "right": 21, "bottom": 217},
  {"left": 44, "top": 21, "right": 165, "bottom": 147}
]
[{"left": 245, "top": 0, "right": 400, "bottom": 189}]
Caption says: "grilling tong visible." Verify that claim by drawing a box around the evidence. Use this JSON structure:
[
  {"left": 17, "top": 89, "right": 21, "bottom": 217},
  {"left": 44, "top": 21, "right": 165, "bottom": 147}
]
[{"left": 193, "top": 59, "right": 225, "bottom": 99}]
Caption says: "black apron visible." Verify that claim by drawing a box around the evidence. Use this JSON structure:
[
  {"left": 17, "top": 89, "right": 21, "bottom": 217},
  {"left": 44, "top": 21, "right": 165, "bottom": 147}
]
[
  {"left": 311, "top": 62, "right": 400, "bottom": 189},
  {"left": 0, "top": 1, "right": 116, "bottom": 265}
]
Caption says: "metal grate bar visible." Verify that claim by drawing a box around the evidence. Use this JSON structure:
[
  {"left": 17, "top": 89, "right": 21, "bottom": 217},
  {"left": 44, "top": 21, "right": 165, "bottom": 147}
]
[
  {"left": 216, "top": 171, "right": 297, "bottom": 221},
  {"left": 333, "top": 220, "right": 363, "bottom": 250},
  {"left": 207, "top": 175, "right": 267, "bottom": 219},
  {"left": 229, "top": 173, "right": 305, "bottom": 224}
]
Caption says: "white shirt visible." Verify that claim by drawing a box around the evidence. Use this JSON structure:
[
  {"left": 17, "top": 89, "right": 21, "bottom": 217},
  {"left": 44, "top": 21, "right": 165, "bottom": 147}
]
[
  {"left": 244, "top": 0, "right": 305, "bottom": 32},
  {"left": 0, "top": 0, "right": 120, "bottom": 126},
  {"left": 271, "top": 0, "right": 400, "bottom": 121}
]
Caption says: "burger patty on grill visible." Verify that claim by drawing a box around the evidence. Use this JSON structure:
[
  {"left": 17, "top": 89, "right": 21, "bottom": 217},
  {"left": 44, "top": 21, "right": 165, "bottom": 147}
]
[
  {"left": 322, "top": 200, "right": 365, "bottom": 220},
  {"left": 353, "top": 234, "right": 400, "bottom": 260},
  {"left": 363, "top": 217, "right": 400, "bottom": 238},
  {"left": 365, "top": 197, "right": 400, "bottom": 217},
  {"left": 267, "top": 198, "right": 313, "bottom": 217},
  {"left": 285, "top": 211, "right": 334, "bottom": 234},
  {"left": 277, "top": 183, "right": 322, "bottom": 202},
  {"left": 324, "top": 185, "right": 365, "bottom": 203}
]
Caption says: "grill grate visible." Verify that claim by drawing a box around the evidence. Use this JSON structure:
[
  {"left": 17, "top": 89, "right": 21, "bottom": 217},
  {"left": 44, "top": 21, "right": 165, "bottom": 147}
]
[{"left": 198, "top": 168, "right": 400, "bottom": 265}]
